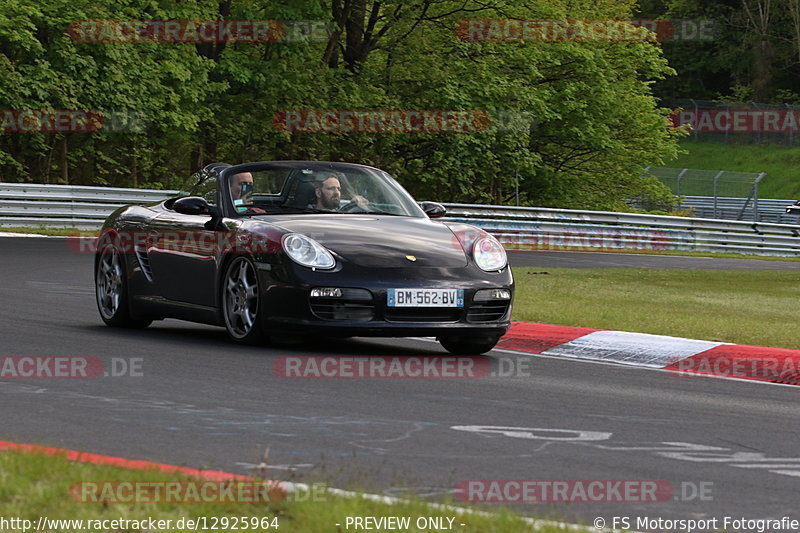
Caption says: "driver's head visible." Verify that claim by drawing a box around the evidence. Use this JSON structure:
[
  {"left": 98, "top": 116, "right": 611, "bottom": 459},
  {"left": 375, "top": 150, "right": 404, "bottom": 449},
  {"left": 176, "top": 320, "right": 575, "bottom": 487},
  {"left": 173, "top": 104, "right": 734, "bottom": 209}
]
[
  {"left": 230, "top": 172, "right": 253, "bottom": 201},
  {"left": 315, "top": 175, "right": 341, "bottom": 210}
]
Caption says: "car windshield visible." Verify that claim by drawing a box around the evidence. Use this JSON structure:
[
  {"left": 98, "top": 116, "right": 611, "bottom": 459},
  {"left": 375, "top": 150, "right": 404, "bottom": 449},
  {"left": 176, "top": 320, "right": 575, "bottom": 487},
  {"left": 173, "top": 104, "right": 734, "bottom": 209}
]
[{"left": 224, "top": 162, "right": 426, "bottom": 218}]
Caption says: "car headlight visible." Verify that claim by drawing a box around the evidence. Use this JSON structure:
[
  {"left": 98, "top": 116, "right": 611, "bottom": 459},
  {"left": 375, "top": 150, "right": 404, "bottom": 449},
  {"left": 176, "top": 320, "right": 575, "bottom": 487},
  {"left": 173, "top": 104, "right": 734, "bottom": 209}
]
[
  {"left": 282, "top": 233, "right": 335, "bottom": 269},
  {"left": 473, "top": 235, "right": 507, "bottom": 271}
]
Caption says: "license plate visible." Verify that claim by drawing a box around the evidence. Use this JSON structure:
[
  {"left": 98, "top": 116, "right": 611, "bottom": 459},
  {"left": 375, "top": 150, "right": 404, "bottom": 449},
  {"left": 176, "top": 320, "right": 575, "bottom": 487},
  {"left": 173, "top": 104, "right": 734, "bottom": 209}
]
[{"left": 387, "top": 289, "right": 464, "bottom": 308}]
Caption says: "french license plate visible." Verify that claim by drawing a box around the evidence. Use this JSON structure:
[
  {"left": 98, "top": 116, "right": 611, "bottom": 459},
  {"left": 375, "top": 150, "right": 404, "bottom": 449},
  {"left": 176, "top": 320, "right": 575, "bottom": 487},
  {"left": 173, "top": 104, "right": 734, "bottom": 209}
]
[{"left": 387, "top": 289, "right": 464, "bottom": 308}]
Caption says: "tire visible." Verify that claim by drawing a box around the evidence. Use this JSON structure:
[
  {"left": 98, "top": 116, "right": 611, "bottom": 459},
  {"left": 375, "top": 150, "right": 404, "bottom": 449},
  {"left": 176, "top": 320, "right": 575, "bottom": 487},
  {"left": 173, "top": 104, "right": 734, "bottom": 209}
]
[
  {"left": 222, "top": 256, "right": 266, "bottom": 344},
  {"left": 438, "top": 334, "right": 501, "bottom": 355},
  {"left": 95, "top": 242, "right": 151, "bottom": 328}
]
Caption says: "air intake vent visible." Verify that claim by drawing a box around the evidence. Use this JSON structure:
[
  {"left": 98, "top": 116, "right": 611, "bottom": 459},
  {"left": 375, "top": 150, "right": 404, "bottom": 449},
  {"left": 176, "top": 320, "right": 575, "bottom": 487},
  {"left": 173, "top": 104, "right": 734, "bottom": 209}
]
[
  {"left": 467, "top": 301, "right": 510, "bottom": 323},
  {"left": 134, "top": 245, "right": 153, "bottom": 282},
  {"left": 310, "top": 301, "right": 375, "bottom": 321},
  {"left": 309, "top": 288, "right": 375, "bottom": 321}
]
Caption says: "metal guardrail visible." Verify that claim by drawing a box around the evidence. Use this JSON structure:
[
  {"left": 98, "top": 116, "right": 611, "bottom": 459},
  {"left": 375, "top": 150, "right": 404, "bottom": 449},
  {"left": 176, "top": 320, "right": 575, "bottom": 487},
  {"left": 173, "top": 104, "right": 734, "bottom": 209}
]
[
  {"left": 441, "top": 203, "right": 800, "bottom": 257},
  {"left": 0, "top": 183, "right": 176, "bottom": 230},
  {"left": 1, "top": 184, "right": 799, "bottom": 257},
  {"left": 678, "top": 196, "right": 797, "bottom": 224}
]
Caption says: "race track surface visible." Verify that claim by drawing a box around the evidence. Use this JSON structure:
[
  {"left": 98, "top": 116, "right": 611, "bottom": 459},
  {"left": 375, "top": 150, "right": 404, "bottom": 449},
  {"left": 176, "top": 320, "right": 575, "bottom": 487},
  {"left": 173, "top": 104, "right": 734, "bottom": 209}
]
[{"left": 2, "top": 237, "right": 799, "bottom": 527}]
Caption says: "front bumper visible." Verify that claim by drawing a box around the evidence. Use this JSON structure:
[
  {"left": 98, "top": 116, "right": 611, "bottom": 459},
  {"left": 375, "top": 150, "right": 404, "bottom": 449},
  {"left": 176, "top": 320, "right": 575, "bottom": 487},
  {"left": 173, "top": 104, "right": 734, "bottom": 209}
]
[{"left": 256, "top": 261, "right": 513, "bottom": 337}]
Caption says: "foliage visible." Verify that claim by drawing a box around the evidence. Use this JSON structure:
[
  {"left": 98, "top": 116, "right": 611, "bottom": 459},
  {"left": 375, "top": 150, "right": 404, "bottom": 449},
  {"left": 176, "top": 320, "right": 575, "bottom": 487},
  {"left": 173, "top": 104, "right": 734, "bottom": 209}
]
[
  {"left": 640, "top": 0, "right": 800, "bottom": 104},
  {"left": 0, "top": 0, "right": 681, "bottom": 209}
]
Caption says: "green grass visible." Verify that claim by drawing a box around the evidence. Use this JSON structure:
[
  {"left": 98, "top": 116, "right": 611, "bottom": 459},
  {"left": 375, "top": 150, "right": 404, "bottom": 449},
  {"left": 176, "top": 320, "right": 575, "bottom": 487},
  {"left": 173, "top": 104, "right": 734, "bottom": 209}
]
[
  {"left": 668, "top": 141, "right": 800, "bottom": 199},
  {"left": 0, "top": 226, "right": 95, "bottom": 236},
  {"left": 0, "top": 451, "right": 572, "bottom": 533},
  {"left": 512, "top": 267, "right": 800, "bottom": 349}
]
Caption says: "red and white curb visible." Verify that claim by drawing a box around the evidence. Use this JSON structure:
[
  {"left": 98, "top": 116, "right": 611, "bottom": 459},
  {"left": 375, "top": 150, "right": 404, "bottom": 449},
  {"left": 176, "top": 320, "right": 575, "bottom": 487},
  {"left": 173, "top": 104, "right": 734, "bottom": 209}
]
[
  {"left": 0, "top": 440, "right": 255, "bottom": 482},
  {"left": 498, "top": 322, "right": 800, "bottom": 385}
]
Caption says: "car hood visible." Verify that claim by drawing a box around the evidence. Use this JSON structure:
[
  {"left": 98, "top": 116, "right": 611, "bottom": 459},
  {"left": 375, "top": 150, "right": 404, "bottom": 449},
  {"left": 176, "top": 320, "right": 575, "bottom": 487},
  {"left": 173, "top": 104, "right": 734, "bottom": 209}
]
[{"left": 260, "top": 215, "right": 469, "bottom": 268}]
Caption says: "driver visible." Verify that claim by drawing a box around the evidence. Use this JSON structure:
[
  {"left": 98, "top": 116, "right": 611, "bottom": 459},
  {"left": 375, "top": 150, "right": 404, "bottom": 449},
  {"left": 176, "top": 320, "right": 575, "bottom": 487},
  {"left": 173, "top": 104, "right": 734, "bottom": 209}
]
[{"left": 314, "top": 173, "right": 368, "bottom": 211}]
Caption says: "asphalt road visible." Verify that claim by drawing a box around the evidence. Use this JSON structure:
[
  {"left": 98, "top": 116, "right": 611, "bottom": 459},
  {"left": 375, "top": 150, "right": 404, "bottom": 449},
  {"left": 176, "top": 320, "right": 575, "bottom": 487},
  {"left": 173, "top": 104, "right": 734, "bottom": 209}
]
[{"left": 2, "top": 237, "right": 800, "bottom": 529}]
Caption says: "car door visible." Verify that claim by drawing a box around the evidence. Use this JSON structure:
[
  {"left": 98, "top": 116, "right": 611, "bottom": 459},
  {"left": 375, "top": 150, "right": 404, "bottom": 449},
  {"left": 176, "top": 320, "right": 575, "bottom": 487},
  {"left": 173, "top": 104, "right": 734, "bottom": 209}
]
[{"left": 146, "top": 169, "right": 224, "bottom": 308}]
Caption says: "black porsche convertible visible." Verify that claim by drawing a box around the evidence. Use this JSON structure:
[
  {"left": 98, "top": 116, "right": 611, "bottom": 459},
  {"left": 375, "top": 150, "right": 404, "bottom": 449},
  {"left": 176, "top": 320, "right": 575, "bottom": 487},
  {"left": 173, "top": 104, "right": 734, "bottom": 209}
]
[{"left": 95, "top": 161, "right": 513, "bottom": 354}]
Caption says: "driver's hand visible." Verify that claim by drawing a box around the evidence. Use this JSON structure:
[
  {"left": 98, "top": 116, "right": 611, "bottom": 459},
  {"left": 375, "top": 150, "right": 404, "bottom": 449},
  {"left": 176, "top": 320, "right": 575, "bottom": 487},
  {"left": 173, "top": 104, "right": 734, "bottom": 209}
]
[{"left": 352, "top": 195, "right": 369, "bottom": 208}]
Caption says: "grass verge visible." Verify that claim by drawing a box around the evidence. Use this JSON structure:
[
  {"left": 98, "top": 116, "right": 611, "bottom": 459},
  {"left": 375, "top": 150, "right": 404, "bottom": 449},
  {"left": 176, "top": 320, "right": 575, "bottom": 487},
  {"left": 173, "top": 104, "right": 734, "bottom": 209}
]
[
  {"left": 0, "top": 450, "right": 570, "bottom": 533},
  {"left": 0, "top": 226, "right": 96, "bottom": 236},
  {"left": 512, "top": 267, "right": 800, "bottom": 349}
]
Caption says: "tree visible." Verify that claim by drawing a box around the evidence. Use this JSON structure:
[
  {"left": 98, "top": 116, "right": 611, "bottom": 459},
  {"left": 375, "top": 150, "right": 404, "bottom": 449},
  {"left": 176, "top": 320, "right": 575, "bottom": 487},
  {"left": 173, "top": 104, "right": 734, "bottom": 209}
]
[
  {"left": 641, "top": 0, "right": 800, "bottom": 103},
  {"left": 1, "top": 0, "right": 680, "bottom": 211}
]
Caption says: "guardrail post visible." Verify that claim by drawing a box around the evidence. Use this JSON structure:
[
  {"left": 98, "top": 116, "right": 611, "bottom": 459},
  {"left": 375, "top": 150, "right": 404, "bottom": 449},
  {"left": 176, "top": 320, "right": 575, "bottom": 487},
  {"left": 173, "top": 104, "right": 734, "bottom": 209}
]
[
  {"left": 712, "top": 170, "right": 723, "bottom": 218},
  {"left": 753, "top": 172, "right": 765, "bottom": 222},
  {"left": 676, "top": 168, "right": 688, "bottom": 197}
]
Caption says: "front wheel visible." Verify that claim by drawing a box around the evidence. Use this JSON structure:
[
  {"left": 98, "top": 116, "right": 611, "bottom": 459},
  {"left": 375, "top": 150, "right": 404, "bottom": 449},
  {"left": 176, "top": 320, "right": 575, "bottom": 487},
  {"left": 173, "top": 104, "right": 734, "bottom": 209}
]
[
  {"left": 222, "top": 256, "right": 266, "bottom": 344},
  {"left": 95, "top": 243, "right": 151, "bottom": 328},
  {"left": 438, "top": 335, "right": 501, "bottom": 355}
]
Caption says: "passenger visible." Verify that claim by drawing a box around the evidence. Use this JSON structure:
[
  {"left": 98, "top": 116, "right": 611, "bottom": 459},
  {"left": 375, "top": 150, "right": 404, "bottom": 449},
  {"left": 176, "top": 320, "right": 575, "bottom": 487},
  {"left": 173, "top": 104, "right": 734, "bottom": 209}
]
[
  {"left": 229, "top": 172, "right": 254, "bottom": 203},
  {"left": 230, "top": 171, "right": 266, "bottom": 214}
]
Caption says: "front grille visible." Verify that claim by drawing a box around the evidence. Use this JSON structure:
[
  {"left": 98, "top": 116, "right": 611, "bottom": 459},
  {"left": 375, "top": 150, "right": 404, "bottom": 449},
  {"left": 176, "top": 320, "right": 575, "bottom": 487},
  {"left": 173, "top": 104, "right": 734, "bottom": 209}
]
[
  {"left": 310, "top": 300, "right": 376, "bottom": 321},
  {"left": 467, "top": 301, "right": 510, "bottom": 323},
  {"left": 385, "top": 308, "right": 462, "bottom": 322},
  {"left": 134, "top": 245, "right": 153, "bottom": 282}
]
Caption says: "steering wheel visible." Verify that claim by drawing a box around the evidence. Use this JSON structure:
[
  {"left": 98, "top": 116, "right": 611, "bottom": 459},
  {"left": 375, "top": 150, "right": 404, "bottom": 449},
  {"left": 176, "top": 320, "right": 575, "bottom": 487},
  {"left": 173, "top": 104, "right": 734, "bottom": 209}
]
[{"left": 339, "top": 199, "right": 368, "bottom": 212}]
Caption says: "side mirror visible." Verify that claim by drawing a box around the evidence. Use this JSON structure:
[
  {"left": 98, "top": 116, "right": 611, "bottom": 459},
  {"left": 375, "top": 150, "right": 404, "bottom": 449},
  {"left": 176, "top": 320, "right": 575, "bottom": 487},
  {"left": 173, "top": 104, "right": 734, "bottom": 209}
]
[
  {"left": 419, "top": 201, "right": 446, "bottom": 219},
  {"left": 172, "top": 196, "right": 213, "bottom": 216}
]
